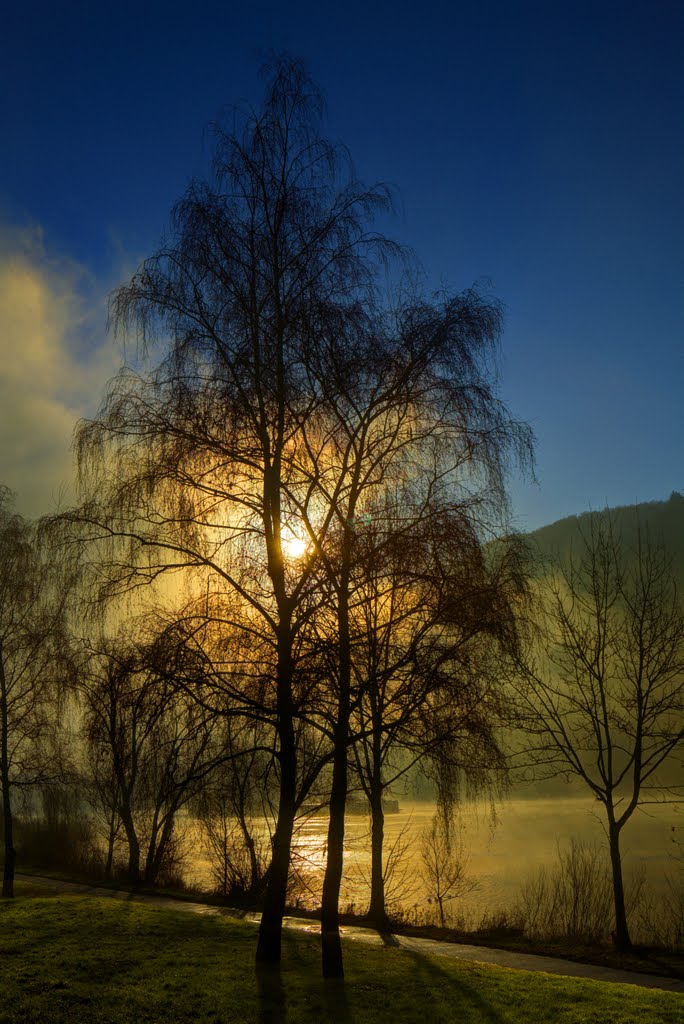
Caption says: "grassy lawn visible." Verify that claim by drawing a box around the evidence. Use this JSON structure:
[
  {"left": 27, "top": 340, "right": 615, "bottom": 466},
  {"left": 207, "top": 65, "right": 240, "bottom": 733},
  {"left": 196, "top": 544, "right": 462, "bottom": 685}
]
[{"left": 0, "top": 894, "right": 681, "bottom": 1024}]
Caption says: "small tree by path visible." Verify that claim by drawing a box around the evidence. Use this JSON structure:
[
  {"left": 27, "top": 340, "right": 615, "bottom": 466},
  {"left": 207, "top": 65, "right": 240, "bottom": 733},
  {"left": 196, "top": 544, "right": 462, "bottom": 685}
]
[{"left": 420, "top": 813, "right": 478, "bottom": 928}]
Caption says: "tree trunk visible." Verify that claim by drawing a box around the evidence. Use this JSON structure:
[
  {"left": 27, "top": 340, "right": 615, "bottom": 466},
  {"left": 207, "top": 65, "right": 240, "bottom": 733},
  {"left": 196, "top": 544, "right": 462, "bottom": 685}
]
[
  {"left": 119, "top": 797, "right": 140, "bottom": 883},
  {"left": 321, "top": 717, "right": 349, "bottom": 977},
  {"left": 608, "top": 822, "right": 632, "bottom": 951},
  {"left": 1, "top": 642, "right": 16, "bottom": 898},
  {"left": 145, "top": 809, "right": 177, "bottom": 885},
  {"left": 321, "top": 579, "right": 352, "bottom": 979},
  {"left": 256, "top": 631, "right": 296, "bottom": 966},
  {"left": 104, "top": 805, "right": 117, "bottom": 879},
  {"left": 256, "top": 766, "right": 295, "bottom": 964},
  {"left": 144, "top": 808, "right": 161, "bottom": 884},
  {"left": 368, "top": 773, "right": 386, "bottom": 926},
  {"left": 241, "top": 819, "right": 260, "bottom": 894}
]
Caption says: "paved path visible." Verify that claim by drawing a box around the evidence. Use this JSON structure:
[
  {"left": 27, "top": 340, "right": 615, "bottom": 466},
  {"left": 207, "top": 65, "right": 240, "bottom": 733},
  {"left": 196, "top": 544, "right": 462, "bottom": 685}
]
[{"left": 16, "top": 873, "right": 684, "bottom": 994}]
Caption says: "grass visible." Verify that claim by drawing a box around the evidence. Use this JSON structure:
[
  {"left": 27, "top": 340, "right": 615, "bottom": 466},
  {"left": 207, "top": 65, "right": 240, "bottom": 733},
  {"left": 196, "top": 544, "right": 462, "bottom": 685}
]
[
  {"left": 0, "top": 893, "right": 681, "bottom": 1023},
  {"left": 16, "top": 864, "right": 683, "bottom": 981}
]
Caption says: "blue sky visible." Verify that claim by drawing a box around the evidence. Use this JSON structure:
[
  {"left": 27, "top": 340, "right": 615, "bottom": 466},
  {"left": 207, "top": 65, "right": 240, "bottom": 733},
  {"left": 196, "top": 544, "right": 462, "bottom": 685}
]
[{"left": 1, "top": 0, "right": 681, "bottom": 529}]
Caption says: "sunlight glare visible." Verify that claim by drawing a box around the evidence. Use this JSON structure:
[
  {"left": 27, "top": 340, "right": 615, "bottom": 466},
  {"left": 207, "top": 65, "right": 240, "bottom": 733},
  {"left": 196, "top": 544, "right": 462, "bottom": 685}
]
[{"left": 282, "top": 533, "right": 308, "bottom": 560}]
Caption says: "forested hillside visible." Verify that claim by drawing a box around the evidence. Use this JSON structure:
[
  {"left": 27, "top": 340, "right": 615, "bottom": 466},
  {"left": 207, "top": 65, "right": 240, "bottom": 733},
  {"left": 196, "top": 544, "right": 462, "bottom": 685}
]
[{"left": 526, "top": 491, "right": 684, "bottom": 582}]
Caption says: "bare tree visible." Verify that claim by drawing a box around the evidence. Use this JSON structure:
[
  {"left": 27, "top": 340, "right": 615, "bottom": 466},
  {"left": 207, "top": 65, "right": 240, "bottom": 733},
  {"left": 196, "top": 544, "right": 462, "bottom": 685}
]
[
  {"left": 348, "top": 504, "right": 524, "bottom": 927},
  {"left": 195, "top": 719, "right": 272, "bottom": 899},
  {"left": 293, "top": 294, "right": 532, "bottom": 975},
  {"left": 511, "top": 512, "right": 684, "bottom": 950},
  {"left": 59, "top": 56, "right": 392, "bottom": 963},
  {"left": 55, "top": 55, "right": 531, "bottom": 978},
  {"left": 0, "top": 488, "right": 72, "bottom": 896},
  {"left": 420, "top": 812, "right": 477, "bottom": 928},
  {"left": 81, "top": 628, "right": 221, "bottom": 885}
]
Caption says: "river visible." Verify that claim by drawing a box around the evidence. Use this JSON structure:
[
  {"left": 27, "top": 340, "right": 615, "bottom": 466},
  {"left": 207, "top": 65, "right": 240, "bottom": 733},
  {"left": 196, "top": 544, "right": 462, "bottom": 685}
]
[{"left": 182, "top": 795, "right": 680, "bottom": 926}]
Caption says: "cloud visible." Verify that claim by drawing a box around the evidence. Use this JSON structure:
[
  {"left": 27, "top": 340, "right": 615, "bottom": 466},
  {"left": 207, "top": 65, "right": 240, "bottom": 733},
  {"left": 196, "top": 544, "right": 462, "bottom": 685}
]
[{"left": 0, "top": 224, "right": 122, "bottom": 517}]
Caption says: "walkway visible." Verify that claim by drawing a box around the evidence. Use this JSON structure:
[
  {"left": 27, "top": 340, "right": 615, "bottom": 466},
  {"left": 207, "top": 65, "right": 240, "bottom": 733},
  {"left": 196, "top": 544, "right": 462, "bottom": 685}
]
[{"left": 15, "top": 873, "right": 684, "bottom": 994}]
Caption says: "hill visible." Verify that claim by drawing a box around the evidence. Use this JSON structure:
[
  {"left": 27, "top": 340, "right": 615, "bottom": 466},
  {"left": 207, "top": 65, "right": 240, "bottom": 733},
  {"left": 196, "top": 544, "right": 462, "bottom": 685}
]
[
  {"left": 524, "top": 491, "right": 684, "bottom": 584},
  {"left": 507, "top": 492, "right": 684, "bottom": 798}
]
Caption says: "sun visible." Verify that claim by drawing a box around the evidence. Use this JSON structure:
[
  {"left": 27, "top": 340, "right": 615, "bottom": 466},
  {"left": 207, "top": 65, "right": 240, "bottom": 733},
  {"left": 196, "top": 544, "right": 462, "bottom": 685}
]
[{"left": 282, "top": 533, "right": 308, "bottom": 560}]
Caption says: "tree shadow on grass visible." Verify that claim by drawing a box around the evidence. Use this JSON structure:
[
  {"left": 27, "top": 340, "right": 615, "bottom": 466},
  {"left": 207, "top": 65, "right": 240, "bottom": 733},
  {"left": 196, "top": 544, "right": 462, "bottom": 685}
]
[
  {"left": 321, "top": 977, "right": 354, "bottom": 1023},
  {"left": 256, "top": 965, "right": 287, "bottom": 1024},
  {"left": 401, "top": 947, "right": 506, "bottom": 1024}
]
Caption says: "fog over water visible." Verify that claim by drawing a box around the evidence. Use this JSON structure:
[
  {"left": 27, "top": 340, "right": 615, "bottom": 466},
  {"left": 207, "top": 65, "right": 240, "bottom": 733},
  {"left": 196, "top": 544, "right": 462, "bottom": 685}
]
[{"left": 184, "top": 796, "right": 678, "bottom": 922}]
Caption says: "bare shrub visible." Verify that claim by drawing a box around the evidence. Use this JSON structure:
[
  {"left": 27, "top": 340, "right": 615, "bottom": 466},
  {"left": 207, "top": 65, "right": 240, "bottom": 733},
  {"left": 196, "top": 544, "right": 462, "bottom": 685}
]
[
  {"left": 381, "top": 820, "right": 422, "bottom": 914},
  {"left": 197, "top": 790, "right": 269, "bottom": 901},
  {"left": 353, "top": 818, "right": 421, "bottom": 919},
  {"left": 662, "top": 872, "right": 684, "bottom": 950},
  {"left": 635, "top": 872, "right": 684, "bottom": 951},
  {"left": 517, "top": 838, "right": 613, "bottom": 943},
  {"left": 287, "top": 840, "right": 323, "bottom": 911},
  {"left": 475, "top": 908, "right": 525, "bottom": 938}
]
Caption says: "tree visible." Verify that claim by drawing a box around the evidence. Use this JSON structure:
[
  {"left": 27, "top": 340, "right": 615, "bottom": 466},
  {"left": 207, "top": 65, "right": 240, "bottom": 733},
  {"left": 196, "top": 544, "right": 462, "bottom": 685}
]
[
  {"left": 81, "top": 627, "right": 220, "bottom": 885},
  {"left": 512, "top": 512, "right": 684, "bottom": 950},
  {"left": 348, "top": 507, "right": 523, "bottom": 926},
  {"left": 60, "top": 56, "right": 392, "bottom": 964},
  {"left": 58, "top": 55, "right": 532, "bottom": 976},
  {"left": 420, "top": 813, "right": 477, "bottom": 928},
  {"left": 293, "top": 293, "right": 532, "bottom": 974},
  {"left": 0, "top": 488, "right": 71, "bottom": 897}
]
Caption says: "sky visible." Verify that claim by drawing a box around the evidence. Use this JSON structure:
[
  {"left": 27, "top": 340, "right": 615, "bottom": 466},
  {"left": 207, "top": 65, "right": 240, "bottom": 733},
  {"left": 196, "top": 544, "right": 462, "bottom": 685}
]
[{"left": 1, "top": 0, "right": 682, "bottom": 531}]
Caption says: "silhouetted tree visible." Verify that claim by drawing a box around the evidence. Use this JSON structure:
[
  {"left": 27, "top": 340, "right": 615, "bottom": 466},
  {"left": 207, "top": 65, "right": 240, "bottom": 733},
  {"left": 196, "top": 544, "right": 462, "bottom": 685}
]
[
  {"left": 420, "top": 813, "right": 477, "bottom": 927},
  {"left": 348, "top": 506, "right": 524, "bottom": 926},
  {"left": 0, "top": 488, "right": 72, "bottom": 897},
  {"left": 81, "top": 628, "right": 220, "bottom": 884},
  {"left": 511, "top": 512, "right": 684, "bottom": 950},
  {"left": 294, "top": 293, "right": 532, "bottom": 975},
  {"left": 60, "top": 56, "right": 393, "bottom": 964},
  {"left": 56, "top": 55, "right": 532, "bottom": 977}
]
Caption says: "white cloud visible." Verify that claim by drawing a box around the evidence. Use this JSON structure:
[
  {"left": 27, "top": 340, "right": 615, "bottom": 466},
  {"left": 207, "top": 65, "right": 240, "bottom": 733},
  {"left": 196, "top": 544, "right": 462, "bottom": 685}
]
[{"left": 0, "top": 224, "right": 122, "bottom": 517}]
